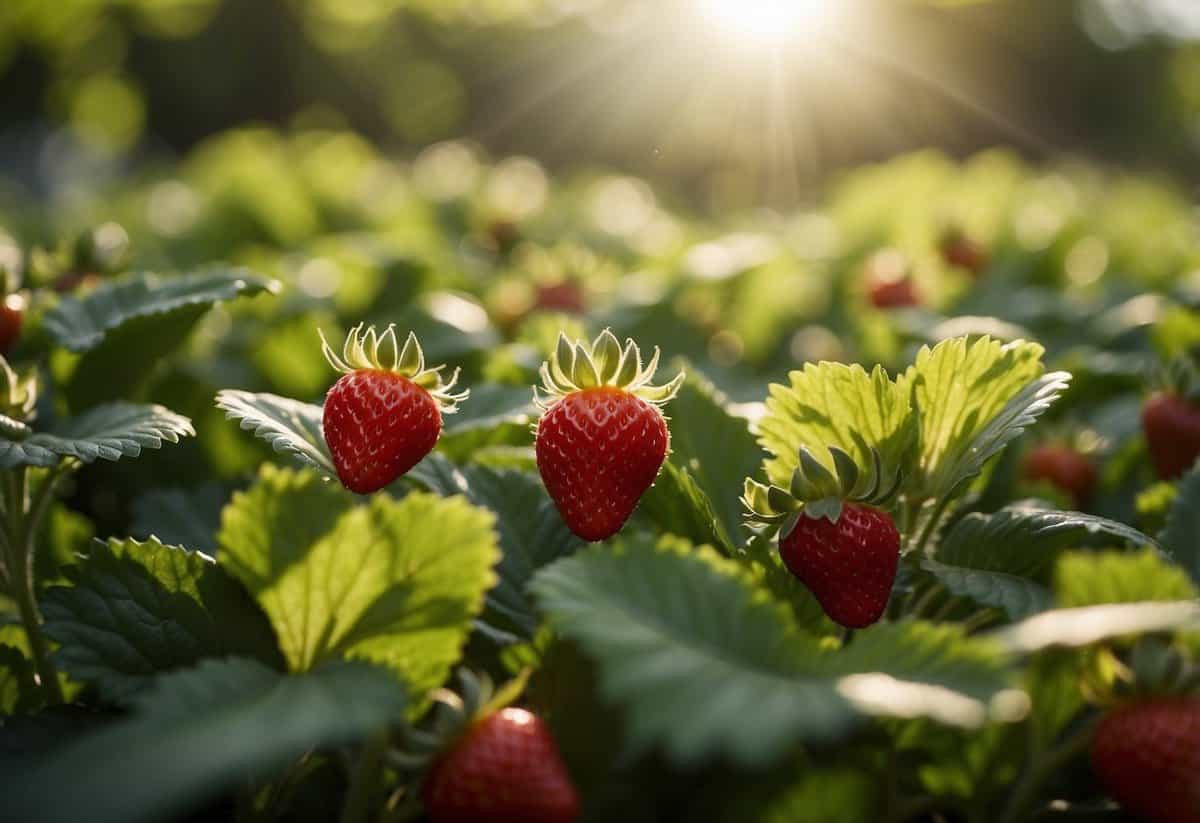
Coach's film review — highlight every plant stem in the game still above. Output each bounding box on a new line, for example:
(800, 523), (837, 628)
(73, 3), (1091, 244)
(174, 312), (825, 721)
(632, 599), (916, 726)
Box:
(4, 466), (62, 703)
(914, 495), (953, 556)
(999, 717), (1098, 823)
(340, 732), (390, 823)
(909, 582), (945, 619)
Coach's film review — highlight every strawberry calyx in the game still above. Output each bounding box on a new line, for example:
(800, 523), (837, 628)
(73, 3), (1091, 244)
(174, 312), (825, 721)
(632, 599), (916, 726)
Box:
(319, 323), (468, 412)
(743, 444), (902, 538)
(1083, 637), (1200, 708)
(534, 328), (684, 409)
(1153, 352), (1200, 403)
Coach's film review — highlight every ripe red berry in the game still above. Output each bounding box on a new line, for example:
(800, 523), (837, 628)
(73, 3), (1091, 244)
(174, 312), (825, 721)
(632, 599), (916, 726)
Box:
(779, 504), (900, 629)
(868, 277), (919, 310)
(1090, 698), (1200, 823)
(535, 331), (683, 542)
(533, 281), (585, 315)
(0, 294), (24, 355)
(320, 324), (466, 494)
(940, 233), (988, 277)
(1142, 391), (1200, 480)
(422, 707), (580, 823)
(1022, 443), (1097, 508)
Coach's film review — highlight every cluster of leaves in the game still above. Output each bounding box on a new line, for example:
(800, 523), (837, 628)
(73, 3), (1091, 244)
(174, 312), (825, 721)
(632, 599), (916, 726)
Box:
(0, 142), (1197, 823)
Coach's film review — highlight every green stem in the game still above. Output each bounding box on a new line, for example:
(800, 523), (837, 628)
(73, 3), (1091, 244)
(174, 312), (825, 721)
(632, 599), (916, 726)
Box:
(914, 495), (953, 556)
(4, 466), (62, 704)
(340, 732), (390, 823)
(909, 582), (945, 620)
(961, 609), (999, 635)
(999, 717), (1098, 823)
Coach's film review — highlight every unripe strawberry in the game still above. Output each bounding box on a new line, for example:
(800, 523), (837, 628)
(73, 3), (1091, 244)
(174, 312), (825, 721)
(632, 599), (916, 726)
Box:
(1022, 443), (1097, 508)
(320, 324), (467, 494)
(534, 330), (683, 542)
(1143, 391), (1200, 481)
(422, 707), (580, 823)
(1090, 697), (1200, 823)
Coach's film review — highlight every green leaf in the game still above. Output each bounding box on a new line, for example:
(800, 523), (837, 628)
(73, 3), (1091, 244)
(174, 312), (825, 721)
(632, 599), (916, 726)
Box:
(218, 466), (499, 703)
(214, 390), (334, 476)
(640, 459), (734, 553)
(44, 268), (277, 352)
(531, 536), (1011, 767)
(0, 645), (34, 713)
(898, 337), (1069, 500)
(1054, 549), (1198, 608)
(992, 601), (1200, 654)
(131, 486), (226, 555)
(41, 537), (282, 702)
(663, 372), (764, 543)
(759, 361), (915, 492)
(408, 458), (580, 637)
(437, 383), (536, 460)
(47, 269), (277, 408)
(757, 766), (880, 823)
(1159, 467), (1200, 585)
(3, 658), (404, 823)
(0, 403), (194, 469)
(922, 506), (1158, 619)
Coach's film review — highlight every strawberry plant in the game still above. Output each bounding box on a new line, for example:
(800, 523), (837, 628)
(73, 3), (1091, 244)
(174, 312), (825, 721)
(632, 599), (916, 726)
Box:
(0, 146), (1197, 823)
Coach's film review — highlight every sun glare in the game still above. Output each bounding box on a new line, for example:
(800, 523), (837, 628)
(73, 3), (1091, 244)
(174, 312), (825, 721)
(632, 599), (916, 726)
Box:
(697, 0), (834, 44)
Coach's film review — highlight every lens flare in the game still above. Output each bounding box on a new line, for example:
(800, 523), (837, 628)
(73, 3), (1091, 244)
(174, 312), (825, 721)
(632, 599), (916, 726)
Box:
(697, 0), (834, 43)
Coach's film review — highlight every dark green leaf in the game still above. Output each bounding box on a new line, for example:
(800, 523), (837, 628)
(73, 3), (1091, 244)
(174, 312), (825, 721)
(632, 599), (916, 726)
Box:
(3, 658), (404, 823)
(0, 403), (194, 469)
(41, 537), (282, 702)
(640, 460), (734, 553)
(214, 390), (334, 476)
(437, 383), (535, 460)
(0, 645), (34, 714)
(131, 486), (227, 555)
(1159, 467), (1200, 584)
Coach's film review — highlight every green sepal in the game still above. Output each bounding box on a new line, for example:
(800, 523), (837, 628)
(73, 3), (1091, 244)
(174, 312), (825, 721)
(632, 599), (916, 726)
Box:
(535, 329), (684, 408)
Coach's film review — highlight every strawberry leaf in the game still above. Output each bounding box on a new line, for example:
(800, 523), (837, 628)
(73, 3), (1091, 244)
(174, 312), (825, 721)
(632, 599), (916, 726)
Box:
(407, 456), (582, 637)
(44, 268), (277, 353)
(214, 389), (334, 476)
(531, 536), (1012, 767)
(921, 506), (1158, 618)
(437, 383), (536, 460)
(217, 465), (499, 707)
(1159, 466), (1200, 584)
(0, 645), (34, 713)
(130, 486), (226, 555)
(1054, 548), (1198, 608)
(40, 537), (282, 703)
(0, 403), (194, 469)
(640, 459), (735, 553)
(758, 361), (916, 495)
(898, 337), (1070, 501)
(2, 658), (404, 823)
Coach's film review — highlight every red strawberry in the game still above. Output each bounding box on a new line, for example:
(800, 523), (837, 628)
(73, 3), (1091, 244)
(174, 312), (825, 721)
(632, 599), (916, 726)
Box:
(1022, 443), (1097, 508)
(1090, 697), (1200, 823)
(320, 324), (466, 494)
(940, 231), (988, 277)
(869, 277), (919, 310)
(1143, 392), (1200, 481)
(779, 504), (901, 629)
(422, 707), (580, 823)
(535, 331), (683, 542)
(533, 281), (585, 315)
(0, 294), (24, 355)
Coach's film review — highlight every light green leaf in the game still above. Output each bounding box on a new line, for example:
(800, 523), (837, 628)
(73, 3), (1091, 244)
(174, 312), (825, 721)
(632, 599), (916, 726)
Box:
(2, 658), (404, 823)
(0, 645), (34, 714)
(0, 403), (194, 469)
(899, 337), (1069, 500)
(44, 268), (277, 352)
(1159, 467), (1200, 585)
(41, 537), (282, 702)
(215, 390), (334, 476)
(1055, 549), (1198, 608)
(757, 766), (880, 823)
(531, 536), (1011, 767)
(218, 466), (499, 702)
(993, 601), (1200, 654)
(408, 456), (582, 637)
(664, 372), (764, 543)
(759, 361), (915, 493)
(922, 506), (1157, 619)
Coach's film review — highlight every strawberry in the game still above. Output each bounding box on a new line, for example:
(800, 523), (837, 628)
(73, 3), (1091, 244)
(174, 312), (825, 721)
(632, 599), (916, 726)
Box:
(1143, 391), (1200, 481)
(779, 503), (900, 629)
(533, 281), (585, 315)
(868, 276), (919, 309)
(0, 294), (23, 355)
(1022, 443), (1097, 508)
(320, 324), (467, 494)
(1090, 697), (1200, 823)
(940, 229), (988, 277)
(422, 707), (580, 823)
(744, 445), (905, 629)
(534, 330), (683, 542)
